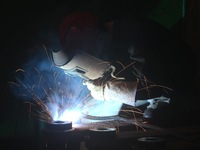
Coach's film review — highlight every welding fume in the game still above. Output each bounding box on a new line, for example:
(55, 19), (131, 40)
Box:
(47, 9), (197, 120)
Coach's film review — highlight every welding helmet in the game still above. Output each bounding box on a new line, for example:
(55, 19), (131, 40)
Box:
(52, 12), (111, 80)
(59, 11), (100, 56)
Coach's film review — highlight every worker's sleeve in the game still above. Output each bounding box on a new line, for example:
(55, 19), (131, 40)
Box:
(84, 80), (138, 106)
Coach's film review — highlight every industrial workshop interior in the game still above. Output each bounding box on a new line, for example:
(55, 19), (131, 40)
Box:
(1, 0), (200, 150)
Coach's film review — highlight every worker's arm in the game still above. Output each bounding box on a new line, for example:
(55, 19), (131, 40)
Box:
(84, 79), (138, 106)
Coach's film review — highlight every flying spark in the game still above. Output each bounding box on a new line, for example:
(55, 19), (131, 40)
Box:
(8, 45), (170, 131)
(8, 45), (127, 127)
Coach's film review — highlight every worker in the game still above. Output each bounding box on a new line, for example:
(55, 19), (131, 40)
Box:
(47, 10), (198, 121)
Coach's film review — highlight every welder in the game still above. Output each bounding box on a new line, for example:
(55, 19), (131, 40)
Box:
(47, 7), (198, 121)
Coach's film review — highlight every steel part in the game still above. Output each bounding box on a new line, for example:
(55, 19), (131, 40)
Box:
(89, 127), (117, 138)
(85, 127), (118, 150)
(43, 121), (77, 150)
(137, 137), (167, 150)
(34, 118), (200, 150)
(44, 120), (73, 131)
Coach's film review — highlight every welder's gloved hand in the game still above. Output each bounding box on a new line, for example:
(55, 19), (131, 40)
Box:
(83, 80), (138, 106)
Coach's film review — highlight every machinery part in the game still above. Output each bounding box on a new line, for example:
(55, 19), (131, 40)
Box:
(44, 120), (73, 131)
(43, 121), (77, 150)
(85, 127), (118, 150)
(89, 127), (117, 138)
(136, 136), (167, 150)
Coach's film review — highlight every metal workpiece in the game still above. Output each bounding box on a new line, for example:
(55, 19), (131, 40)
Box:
(44, 120), (73, 131)
(33, 109), (200, 150)
(43, 121), (78, 150)
(136, 136), (167, 150)
(32, 116), (200, 150)
(88, 127), (117, 138)
(85, 127), (118, 150)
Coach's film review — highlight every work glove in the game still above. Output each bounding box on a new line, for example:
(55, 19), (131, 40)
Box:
(83, 79), (138, 106)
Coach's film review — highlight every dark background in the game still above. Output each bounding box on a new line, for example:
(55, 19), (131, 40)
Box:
(0, 0), (165, 123)
(0, 0), (200, 149)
